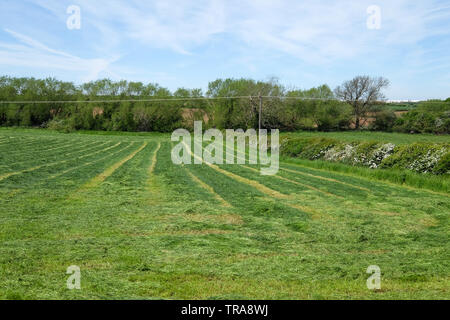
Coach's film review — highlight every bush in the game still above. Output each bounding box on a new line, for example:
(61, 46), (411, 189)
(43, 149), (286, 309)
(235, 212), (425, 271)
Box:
(280, 137), (337, 159)
(46, 118), (74, 133)
(314, 101), (352, 131)
(111, 102), (136, 131)
(381, 143), (449, 174)
(393, 102), (450, 134)
(370, 110), (397, 131)
(433, 152), (450, 174)
(281, 137), (449, 174)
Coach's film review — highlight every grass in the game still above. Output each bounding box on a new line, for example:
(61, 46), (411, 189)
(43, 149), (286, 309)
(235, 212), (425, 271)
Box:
(281, 131), (450, 145)
(282, 157), (450, 194)
(0, 128), (449, 300)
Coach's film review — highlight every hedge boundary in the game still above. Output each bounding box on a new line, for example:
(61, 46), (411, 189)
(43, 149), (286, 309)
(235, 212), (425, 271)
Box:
(281, 137), (450, 175)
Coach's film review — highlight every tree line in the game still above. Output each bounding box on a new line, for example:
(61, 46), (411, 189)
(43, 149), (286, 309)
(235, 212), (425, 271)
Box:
(0, 75), (448, 133)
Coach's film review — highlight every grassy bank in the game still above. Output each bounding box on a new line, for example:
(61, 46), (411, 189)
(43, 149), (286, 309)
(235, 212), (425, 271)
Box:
(282, 157), (449, 194)
(281, 131), (450, 145)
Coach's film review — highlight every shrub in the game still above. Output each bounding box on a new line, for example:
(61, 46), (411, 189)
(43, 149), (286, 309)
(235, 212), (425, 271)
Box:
(370, 110), (397, 131)
(393, 103), (450, 134)
(433, 152), (450, 174)
(281, 137), (449, 174)
(312, 101), (352, 131)
(46, 118), (74, 133)
(381, 143), (449, 173)
(281, 137), (337, 159)
(111, 102), (136, 131)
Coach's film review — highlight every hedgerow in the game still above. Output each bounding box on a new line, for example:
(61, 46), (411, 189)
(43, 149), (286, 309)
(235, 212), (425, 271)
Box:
(281, 137), (450, 175)
(392, 101), (450, 134)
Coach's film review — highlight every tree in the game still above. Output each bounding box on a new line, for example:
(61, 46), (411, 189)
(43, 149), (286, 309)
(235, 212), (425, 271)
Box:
(206, 77), (285, 129)
(287, 84), (334, 99)
(334, 76), (389, 129)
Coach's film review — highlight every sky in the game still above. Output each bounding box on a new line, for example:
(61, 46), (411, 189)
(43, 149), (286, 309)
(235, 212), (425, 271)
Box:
(0, 0), (449, 100)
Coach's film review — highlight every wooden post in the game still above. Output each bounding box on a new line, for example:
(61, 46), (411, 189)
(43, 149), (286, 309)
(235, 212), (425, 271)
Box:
(258, 93), (262, 133)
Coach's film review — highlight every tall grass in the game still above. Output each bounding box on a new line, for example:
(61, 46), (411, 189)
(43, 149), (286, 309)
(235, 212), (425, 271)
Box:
(281, 131), (450, 145)
(282, 156), (449, 194)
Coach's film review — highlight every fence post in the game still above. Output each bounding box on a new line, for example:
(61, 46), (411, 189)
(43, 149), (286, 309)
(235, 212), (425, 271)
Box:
(259, 93), (262, 133)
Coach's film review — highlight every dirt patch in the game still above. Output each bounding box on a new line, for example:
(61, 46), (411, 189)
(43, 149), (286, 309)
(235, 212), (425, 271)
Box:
(182, 108), (209, 123)
(419, 216), (439, 228)
(92, 107), (104, 117)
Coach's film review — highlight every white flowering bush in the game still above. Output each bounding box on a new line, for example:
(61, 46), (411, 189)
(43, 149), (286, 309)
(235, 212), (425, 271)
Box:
(368, 143), (396, 169)
(324, 144), (355, 162)
(281, 137), (449, 175)
(381, 143), (449, 174)
(406, 147), (447, 173)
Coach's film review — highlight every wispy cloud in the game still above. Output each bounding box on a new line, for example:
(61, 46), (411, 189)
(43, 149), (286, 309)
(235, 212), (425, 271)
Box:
(0, 0), (449, 98)
(0, 28), (119, 82)
(51, 0), (449, 65)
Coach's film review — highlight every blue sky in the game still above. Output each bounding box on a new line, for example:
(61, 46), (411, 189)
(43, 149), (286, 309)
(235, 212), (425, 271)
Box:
(0, 0), (449, 100)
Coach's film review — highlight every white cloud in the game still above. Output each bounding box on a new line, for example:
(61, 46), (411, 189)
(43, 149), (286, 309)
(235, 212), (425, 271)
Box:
(48, 0), (447, 63)
(68, 0), (227, 55)
(0, 28), (119, 82)
(0, 0), (449, 98)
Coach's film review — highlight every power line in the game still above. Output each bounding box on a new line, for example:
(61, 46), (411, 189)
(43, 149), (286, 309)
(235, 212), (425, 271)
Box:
(0, 96), (340, 104)
(0, 96), (252, 104)
(0, 96), (446, 104)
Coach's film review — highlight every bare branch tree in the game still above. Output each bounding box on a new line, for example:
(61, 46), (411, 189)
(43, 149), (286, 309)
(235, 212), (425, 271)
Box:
(334, 76), (389, 129)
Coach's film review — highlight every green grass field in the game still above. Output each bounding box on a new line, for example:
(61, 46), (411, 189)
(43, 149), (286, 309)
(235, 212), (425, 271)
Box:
(0, 129), (449, 300)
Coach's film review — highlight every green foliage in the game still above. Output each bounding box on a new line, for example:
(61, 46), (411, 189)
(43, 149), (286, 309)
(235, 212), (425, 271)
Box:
(281, 137), (337, 158)
(111, 102), (136, 131)
(393, 101), (450, 134)
(384, 102), (418, 112)
(286, 84), (334, 99)
(46, 118), (74, 133)
(0, 76), (184, 132)
(281, 137), (449, 175)
(433, 152), (450, 174)
(370, 110), (397, 132)
(380, 143), (449, 174)
(1, 76), (450, 136)
(313, 101), (352, 131)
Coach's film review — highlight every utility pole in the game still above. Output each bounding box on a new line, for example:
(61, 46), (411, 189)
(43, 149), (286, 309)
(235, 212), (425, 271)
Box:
(258, 92), (262, 133)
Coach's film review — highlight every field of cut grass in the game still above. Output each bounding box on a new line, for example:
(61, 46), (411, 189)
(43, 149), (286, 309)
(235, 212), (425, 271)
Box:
(0, 128), (449, 300)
